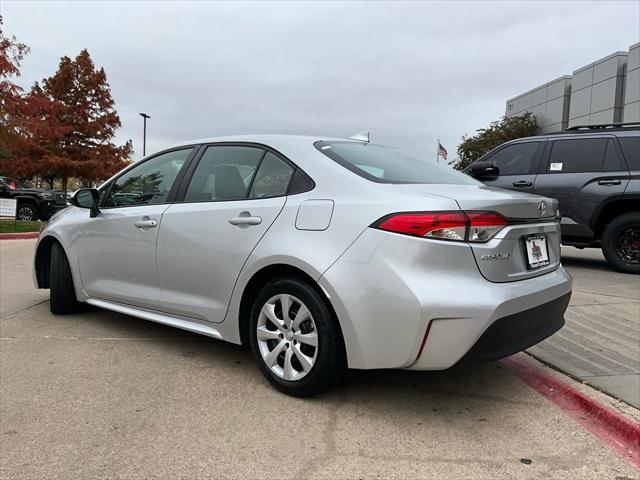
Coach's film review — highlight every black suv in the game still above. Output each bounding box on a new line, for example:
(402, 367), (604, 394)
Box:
(0, 176), (68, 221)
(466, 123), (639, 274)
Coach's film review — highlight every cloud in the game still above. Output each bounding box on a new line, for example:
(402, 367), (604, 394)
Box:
(4, 0), (639, 160)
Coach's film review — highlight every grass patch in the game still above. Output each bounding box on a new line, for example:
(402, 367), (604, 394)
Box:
(0, 220), (43, 233)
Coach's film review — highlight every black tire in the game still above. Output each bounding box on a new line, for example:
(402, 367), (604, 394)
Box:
(601, 212), (640, 274)
(50, 242), (80, 314)
(16, 203), (38, 221)
(249, 277), (345, 397)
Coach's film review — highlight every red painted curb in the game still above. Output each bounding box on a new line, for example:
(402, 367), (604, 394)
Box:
(503, 356), (640, 470)
(0, 232), (39, 240)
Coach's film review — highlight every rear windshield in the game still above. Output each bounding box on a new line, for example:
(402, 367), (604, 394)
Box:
(314, 141), (479, 185)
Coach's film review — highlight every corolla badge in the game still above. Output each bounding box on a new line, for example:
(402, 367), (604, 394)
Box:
(537, 201), (547, 217)
(481, 253), (510, 260)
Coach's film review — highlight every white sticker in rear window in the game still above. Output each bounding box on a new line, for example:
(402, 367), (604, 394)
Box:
(550, 162), (563, 171)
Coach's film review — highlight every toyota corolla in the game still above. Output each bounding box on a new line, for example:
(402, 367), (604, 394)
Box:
(34, 134), (572, 396)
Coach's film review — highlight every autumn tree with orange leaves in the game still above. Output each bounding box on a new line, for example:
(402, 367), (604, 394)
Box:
(36, 50), (132, 192)
(0, 17), (131, 192)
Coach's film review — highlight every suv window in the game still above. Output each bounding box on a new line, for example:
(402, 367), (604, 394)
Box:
(486, 142), (540, 175)
(184, 146), (264, 202)
(104, 148), (192, 207)
(618, 137), (640, 170)
(603, 140), (623, 171)
(546, 138), (607, 173)
(249, 152), (294, 198)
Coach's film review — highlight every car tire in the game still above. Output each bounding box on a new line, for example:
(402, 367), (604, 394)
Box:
(16, 203), (38, 221)
(50, 242), (80, 314)
(249, 277), (345, 397)
(601, 212), (640, 274)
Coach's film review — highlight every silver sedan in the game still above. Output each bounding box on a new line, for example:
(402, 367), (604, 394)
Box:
(34, 135), (572, 396)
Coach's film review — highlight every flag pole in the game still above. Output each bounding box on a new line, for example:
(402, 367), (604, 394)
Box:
(436, 138), (439, 164)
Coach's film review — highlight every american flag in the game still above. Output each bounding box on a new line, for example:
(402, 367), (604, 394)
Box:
(437, 141), (448, 160)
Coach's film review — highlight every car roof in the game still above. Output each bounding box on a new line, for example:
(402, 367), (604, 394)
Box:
(504, 128), (640, 145)
(169, 134), (356, 150)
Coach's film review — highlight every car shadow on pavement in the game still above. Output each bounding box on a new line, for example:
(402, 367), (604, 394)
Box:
(74, 304), (531, 418)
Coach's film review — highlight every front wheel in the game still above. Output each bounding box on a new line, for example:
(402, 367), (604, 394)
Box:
(601, 212), (640, 274)
(249, 278), (345, 397)
(50, 242), (80, 314)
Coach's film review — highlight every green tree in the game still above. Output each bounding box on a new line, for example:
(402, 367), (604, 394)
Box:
(454, 113), (538, 171)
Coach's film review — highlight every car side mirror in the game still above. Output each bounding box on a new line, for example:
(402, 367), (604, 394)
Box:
(70, 188), (100, 218)
(470, 161), (500, 179)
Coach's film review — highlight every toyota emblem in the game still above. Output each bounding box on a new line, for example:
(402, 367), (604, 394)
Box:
(537, 201), (547, 217)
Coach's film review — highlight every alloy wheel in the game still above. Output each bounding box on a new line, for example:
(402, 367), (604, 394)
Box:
(256, 294), (318, 381)
(17, 206), (35, 221)
(615, 225), (640, 264)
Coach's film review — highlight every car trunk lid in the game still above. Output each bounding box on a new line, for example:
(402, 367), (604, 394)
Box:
(388, 184), (562, 282)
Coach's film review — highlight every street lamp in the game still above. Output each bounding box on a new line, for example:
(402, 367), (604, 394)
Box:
(139, 113), (151, 157)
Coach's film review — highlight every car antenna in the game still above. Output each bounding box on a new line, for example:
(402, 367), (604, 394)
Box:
(349, 131), (371, 143)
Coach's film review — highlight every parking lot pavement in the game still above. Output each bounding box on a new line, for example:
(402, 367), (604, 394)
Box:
(528, 247), (640, 408)
(1, 239), (639, 479)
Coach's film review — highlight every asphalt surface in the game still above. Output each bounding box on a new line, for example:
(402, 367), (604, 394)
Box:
(1, 239), (639, 479)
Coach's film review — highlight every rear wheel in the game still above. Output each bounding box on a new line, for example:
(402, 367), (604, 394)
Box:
(50, 242), (80, 314)
(17, 203), (38, 221)
(249, 278), (345, 396)
(601, 212), (640, 274)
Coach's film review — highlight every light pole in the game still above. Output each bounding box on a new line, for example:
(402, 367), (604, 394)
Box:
(139, 113), (150, 156)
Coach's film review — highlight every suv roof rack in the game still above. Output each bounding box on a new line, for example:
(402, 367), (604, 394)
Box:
(540, 122), (640, 136)
(565, 122), (640, 131)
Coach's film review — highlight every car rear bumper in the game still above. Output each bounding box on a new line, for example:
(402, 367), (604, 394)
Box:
(319, 228), (572, 370)
(453, 292), (570, 365)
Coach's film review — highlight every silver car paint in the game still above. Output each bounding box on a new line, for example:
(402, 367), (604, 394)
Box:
(34, 135), (572, 370)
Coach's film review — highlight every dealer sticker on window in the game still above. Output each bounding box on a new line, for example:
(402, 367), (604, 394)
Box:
(550, 162), (563, 171)
(525, 235), (550, 269)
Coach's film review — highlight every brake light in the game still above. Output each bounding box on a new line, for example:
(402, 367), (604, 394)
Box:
(466, 211), (508, 242)
(373, 211), (508, 243)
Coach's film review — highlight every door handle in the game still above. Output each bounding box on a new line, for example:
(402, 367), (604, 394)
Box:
(598, 179), (621, 186)
(512, 180), (533, 187)
(229, 214), (262, 226)
(134, 220), (158, 229)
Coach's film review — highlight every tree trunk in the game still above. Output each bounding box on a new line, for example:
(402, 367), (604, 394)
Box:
(61, 176), (68, 195)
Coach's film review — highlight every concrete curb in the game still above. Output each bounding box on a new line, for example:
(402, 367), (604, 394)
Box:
(0, 232), (39, 240)
(503, 356), (640, 470)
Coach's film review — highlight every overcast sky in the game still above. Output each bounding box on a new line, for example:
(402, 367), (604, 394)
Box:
(2, 1), (639, 161)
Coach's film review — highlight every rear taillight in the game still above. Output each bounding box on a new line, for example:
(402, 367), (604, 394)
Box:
(373, 211), (508, 243)
(466, 211), (508, 242)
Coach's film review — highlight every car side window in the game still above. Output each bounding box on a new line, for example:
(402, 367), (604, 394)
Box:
(249, 152), (294, 198)
(546, 138), (607, 173)
(618, 137), (640, 171)
(603, 140), (623, 171)
(184, 146), (264, 202)
(104, 148), (192, 208)
(486, 142), (539, 175)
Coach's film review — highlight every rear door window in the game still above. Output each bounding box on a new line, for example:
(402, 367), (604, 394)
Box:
(546, 138), (607, 173)
(618, 137), (640, 170)
(603, 140), (623, 171)
(184, 146), (264, 202)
